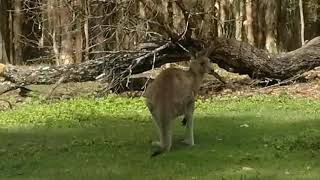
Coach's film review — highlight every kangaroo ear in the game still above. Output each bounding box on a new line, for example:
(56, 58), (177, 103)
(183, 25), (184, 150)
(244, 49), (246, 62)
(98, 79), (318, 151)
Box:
(195, 44), (215, 58)
(204, 43), (215, 57)
(195, 51), (201, 58)
(190, 51), (202, 60)
(189, 52), (196, 61)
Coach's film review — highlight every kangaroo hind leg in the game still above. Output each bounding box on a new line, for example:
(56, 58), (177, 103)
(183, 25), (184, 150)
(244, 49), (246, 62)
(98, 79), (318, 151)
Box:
(182, 100), (195, 146)
(151, 119), (172, 157)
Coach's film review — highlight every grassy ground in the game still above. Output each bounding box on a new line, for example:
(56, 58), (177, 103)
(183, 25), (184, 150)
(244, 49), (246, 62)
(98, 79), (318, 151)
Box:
(1, 94), (320, 179)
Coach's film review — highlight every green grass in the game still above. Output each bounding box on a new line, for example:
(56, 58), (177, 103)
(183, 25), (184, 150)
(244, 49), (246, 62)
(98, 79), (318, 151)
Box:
(1, 94), (320, 179)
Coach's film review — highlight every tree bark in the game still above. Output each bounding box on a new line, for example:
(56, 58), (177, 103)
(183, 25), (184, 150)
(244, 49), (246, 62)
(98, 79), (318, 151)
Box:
(13, 0), (24, 65)
(209, 36), (320, 80)
(299, 0), (305, 46)
(0, 0), (9, 64)
(244, 0), (254, 45)
(218, 0), (227, 37)
(256, 0), (266, 49)
(83, 0), (89, 61)
(0, 36), (320, 86)
(265, 0), (278, 53)
(0, 30), (8, 64)
(0, 42), (191, 86)
(59, 0), (74, 65)
(234, 0), (244, 41)
(47, 0), (60, 63)
(74, 0), (83, 64)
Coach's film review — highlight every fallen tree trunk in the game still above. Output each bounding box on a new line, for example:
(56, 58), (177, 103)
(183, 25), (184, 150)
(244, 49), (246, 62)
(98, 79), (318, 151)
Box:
(0, 36), (319, 90)
(209, 36), (320, 80)
(0, 41), (193, 90)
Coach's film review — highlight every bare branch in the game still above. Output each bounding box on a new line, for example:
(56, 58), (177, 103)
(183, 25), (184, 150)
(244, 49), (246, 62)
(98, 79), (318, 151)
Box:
(0, 99), (12, 110)
(45, 76), (67, 99)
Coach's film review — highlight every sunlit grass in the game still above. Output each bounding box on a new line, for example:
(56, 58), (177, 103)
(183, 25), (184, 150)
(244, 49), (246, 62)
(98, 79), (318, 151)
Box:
(0, 94), (320, 179)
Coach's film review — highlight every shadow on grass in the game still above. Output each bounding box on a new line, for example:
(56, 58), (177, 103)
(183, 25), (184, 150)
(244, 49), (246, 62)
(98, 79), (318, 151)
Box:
(1, 114), (320, 179)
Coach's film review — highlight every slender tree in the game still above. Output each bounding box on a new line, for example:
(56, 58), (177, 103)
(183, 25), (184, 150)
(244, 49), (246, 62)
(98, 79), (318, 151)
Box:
(12, 0), (23, 64)
(244, 0), (254, 45)
(299, 0), (305, 46)
(265, 0), (279, 53)
(0, 0), (9, 63)
(234, 0), (245, 41)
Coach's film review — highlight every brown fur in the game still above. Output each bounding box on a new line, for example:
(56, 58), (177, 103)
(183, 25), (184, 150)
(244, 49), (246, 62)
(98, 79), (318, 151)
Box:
(144, 55), (212, 157)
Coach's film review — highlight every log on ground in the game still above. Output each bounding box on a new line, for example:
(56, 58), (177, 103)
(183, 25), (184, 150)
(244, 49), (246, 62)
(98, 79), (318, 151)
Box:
(0, 36), (319, 88)
(209, 36), (320, 80)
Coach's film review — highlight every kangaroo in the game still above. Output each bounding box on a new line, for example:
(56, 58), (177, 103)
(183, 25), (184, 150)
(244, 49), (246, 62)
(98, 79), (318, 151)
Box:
(144, 53), (212, 157)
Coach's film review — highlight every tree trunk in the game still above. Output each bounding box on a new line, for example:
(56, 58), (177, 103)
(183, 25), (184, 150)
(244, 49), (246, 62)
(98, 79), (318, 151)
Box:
(256, 0), (266, 49)
(209, 36), (320, 80)
(74, 0), (83, 64)
(201, 0), (215, 39)
(47, 0), (60, 63)
(219, 0), (227, 37)
(299, 0), (305, 46)
(172, 1), (185, 34)
(0, 42), (189, 85)
(278, 0), (300, 51)
(1, 36), (320, 87)
(59, 0), (74, 65)
(0, 0), (9, 63)
(303, 0), (320, 42)
(84, 0), (89, 61)
(13, 0), (24, 65)
(244, 0), (254, 45)
(0, 30), (8, 64)
(234, 0), (244, 41)
(265, 0), (278, 53)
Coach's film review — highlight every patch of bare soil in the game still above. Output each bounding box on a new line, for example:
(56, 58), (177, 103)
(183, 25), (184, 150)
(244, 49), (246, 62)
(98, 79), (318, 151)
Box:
(0, 81), (102, 110)
(203, 79), (320, 99)
(213, 69), (320, 99)
(255, 80), (320, 99)
(195, 66), (320, 99)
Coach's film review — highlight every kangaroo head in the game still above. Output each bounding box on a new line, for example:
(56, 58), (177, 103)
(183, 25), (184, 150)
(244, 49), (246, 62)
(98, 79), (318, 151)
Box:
(189, 55), (212, 75)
